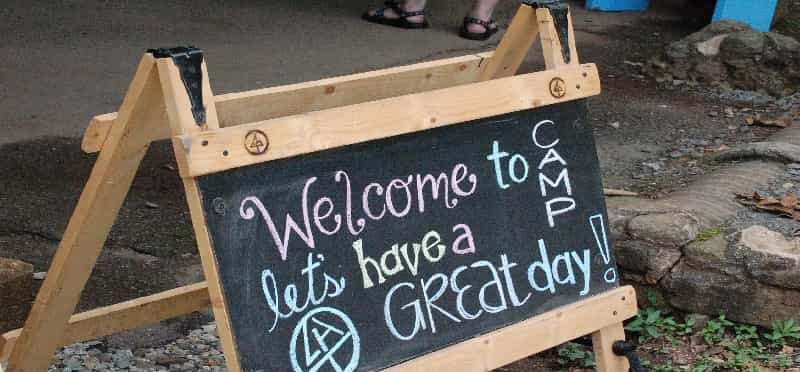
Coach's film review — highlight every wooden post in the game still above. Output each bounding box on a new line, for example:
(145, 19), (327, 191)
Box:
(156, 55), (242, 371)
(536, 5), (580, 69)
(6, 55), (168, 372)
(593, 323), (631, 372)
(479, 4), (540, 80)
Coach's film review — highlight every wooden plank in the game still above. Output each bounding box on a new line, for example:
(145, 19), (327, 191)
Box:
(537, 8), (567, 69)
(592, 322), (631, 372)
(81, 53), (493, 154)
(80, 113), (116, 153)
(177, 63), (601, 177)
(158, 57), (242, 372)
(479, 4), (539, 80)
(566, 7), (580, 65)
(6, 55), (169, 372)
(0, 283), (210, 363)
(215, 52), (493, 128)
(385, 286), (637, 371)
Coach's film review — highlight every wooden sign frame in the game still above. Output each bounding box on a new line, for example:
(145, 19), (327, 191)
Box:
(1, 3), (637, 371)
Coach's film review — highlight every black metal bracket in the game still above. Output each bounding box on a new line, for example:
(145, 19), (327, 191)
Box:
(146, 46), (206, 126)
(612, 341), (647, 372)
(522, 0), (572, 64)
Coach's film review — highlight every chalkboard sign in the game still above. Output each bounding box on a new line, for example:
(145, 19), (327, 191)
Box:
(197, 100), (618, 371)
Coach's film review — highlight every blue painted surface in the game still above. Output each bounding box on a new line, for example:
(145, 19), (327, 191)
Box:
(712, 0), (778, 31)
(585, 0), (649, 11)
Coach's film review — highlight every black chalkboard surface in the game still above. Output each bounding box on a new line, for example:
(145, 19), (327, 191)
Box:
(197, 100), (618, 372)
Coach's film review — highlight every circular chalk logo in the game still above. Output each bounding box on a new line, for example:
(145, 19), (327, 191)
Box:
(244, 130), (269, 155)
(289, 307), (360, 372)
(549, 77), (566, 99)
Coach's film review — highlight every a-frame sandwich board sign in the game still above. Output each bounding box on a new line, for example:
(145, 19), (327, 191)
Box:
(1, 2), (637, 371)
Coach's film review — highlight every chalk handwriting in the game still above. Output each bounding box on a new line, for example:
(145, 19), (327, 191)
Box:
(240, 165), (478, 261)
(261, 253), (346, 332)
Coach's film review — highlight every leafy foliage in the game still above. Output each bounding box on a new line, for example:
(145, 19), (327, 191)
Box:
(764, 319), (800, 346)
(555, 342), (595, 368)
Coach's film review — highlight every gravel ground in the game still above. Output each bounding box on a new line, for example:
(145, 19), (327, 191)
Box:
(49, 324), (225, 372)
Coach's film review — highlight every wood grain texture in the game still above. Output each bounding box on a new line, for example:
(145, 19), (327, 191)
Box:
(215, 52), (493, 128)
(177, 64), (600, 177)
(80, 113), (116, 153)
(0, 283), (210, 363)
(593, 323), (631, 372)
(157, 58), (242, 372)
(537, 8), (568, 69)
(479, 4), (539, 80)
(6, 55), (169, 372)
(81, 53), (493, 154)
(386, 286), (637, 371)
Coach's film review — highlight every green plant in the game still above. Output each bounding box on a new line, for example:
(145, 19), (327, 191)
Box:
(646, 288), (660, 307)
(555, 342), (595, 368)
(676, 316), (695, 336)
(652, 360), (680, 372)
(694, 228), (720, 242)
(774, 353), (792, 369)
(701, 314), (734, 344)
(764, 319), (800, 346)
(691, 353), (719, 372)
(626, 308), (665, 341)
(733, 324), (758, 343)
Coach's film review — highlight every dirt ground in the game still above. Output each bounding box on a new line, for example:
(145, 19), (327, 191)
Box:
(0, 0), (795, 369)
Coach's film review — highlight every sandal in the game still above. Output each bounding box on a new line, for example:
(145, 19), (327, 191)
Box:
(362, 1), (429, 29)
(459, 16), (498, 41)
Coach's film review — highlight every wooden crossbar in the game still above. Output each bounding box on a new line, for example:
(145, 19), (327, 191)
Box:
(0, 282), (209, 362)
(81, 52), (494, 154)
(387, 286), (636, 371)
(176, 63), (600, 177)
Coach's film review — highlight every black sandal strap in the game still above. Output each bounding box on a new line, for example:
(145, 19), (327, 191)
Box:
(382, 0), (426, 18)
(464, 16), (497, 29)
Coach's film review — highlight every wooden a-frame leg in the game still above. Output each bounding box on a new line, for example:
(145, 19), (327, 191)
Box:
(537, 6), (580, 70)
(157, 56), (242, 372)
(479, 4), (540, 80)
(592, 322), (630, 372)
(481, 3), (581, 79)
(7, 55), (168, 372)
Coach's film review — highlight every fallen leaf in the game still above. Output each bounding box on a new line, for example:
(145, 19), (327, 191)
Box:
(781, 194), (799, 209)
(753, 116), (790, 127)
(736, 192), (800, 221)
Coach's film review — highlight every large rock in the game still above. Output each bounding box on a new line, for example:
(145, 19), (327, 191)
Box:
(662, 260), (800, 327)
(616, 240), (682, 284)
(0, 257), (35, 332)
(736, 225), (800, 289)
(719, 30), (765, 60)
(683, 234), (744, 276)
(650, 20), (800, 96)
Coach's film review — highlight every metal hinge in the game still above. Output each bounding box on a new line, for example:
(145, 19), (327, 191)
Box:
(147, 46), (206, 126)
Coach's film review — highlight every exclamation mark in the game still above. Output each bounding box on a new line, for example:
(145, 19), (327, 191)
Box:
(589, 214), (617, 283)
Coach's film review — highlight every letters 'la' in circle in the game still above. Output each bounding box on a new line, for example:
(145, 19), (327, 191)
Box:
(289, 307), (360, 372)
(244, 130), (269, 155)
(549, 77), (566, 99)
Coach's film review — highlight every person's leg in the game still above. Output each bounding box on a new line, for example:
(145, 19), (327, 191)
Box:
(465, 0), (500, 33)
(364, 0), (427, 25)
